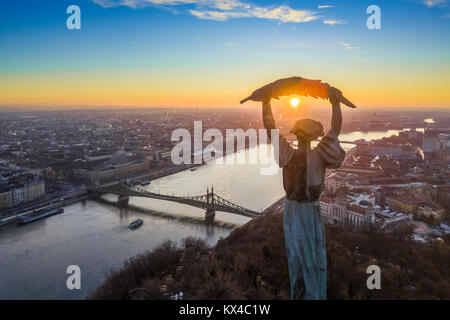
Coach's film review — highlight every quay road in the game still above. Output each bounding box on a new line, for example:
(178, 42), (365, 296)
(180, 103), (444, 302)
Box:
(0, 193), (91, 226)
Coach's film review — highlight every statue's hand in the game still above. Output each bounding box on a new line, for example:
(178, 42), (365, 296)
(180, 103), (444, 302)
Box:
(328, 85), (342, 105)
(240, 81), (278, 104)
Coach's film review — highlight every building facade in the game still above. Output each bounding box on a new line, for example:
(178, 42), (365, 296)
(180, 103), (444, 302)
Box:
(0, 174), (45, 209)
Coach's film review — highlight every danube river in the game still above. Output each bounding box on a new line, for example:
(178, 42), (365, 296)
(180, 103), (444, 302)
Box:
(0, 129), (419, 299)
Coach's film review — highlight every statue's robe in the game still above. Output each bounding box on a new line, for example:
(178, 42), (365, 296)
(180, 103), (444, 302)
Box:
(273, 131), (345, 300)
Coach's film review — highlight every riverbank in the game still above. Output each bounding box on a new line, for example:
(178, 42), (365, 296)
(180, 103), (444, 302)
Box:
(0, 193), (92, 226)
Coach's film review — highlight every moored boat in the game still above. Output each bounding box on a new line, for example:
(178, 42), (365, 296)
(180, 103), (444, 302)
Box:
(17, 208), (64, 226)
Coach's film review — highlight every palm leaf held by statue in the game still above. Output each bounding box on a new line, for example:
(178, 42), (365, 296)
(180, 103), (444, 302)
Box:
(240, 76), (357, 109)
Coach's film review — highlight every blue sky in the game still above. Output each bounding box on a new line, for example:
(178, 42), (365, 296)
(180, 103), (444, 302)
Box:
(0, 0), (449, 108)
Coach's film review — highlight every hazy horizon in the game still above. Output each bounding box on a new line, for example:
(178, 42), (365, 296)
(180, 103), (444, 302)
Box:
(0, 104), (449, 113)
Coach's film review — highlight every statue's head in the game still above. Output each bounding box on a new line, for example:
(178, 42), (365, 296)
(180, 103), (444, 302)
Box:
(290, 119), (324, 143)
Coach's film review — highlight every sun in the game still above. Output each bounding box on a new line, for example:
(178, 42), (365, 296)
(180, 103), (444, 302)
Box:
(290, 97), (300, 108)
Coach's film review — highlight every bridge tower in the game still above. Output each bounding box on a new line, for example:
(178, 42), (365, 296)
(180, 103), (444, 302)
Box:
(118, 194), (129, 206)
(205, 186), (215, 224)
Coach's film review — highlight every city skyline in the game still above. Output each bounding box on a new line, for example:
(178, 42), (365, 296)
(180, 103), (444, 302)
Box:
(0, 0), (449, 109)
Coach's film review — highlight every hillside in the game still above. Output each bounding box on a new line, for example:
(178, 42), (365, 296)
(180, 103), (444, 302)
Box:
(89, 198), (450, 300)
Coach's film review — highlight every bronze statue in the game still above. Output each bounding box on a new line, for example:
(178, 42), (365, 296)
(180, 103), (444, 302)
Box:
(241, 76), (356, 300)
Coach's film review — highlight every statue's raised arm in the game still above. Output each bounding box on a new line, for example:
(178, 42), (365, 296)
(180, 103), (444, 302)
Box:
(328, 86), (343, 137)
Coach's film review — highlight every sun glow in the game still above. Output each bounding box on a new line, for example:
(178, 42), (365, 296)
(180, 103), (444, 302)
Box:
(290, 97), (300, 108)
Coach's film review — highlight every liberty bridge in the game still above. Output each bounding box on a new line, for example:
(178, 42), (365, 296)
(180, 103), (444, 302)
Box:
(91, 182), (260, 223)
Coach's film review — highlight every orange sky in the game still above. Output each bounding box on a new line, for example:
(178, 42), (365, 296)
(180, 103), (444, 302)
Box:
(1, 66), (449, 110)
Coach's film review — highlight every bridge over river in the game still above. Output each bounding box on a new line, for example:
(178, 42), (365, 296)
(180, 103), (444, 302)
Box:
(92, 182), (260, 223)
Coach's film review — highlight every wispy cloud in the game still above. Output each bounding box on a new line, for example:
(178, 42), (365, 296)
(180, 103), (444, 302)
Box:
(246, 6), (319, 23)
(318, 5), (335, 9)
(213, 0), (250, 10)
(442, 13), (450, 17)
(92, 0), (320, 23)
(338, 41), (359, 51)
(93, 0), (197, 9)
(92, 0), (251, 10)
(423, 0), (447, 7)
(189, 9), (249, 21)
(323, 19), (345, 25)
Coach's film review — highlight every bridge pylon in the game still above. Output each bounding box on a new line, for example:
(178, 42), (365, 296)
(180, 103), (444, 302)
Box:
(204, 185), (215, 224)
(118, 194), (129, 206)
(205, 208), (215, 224)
